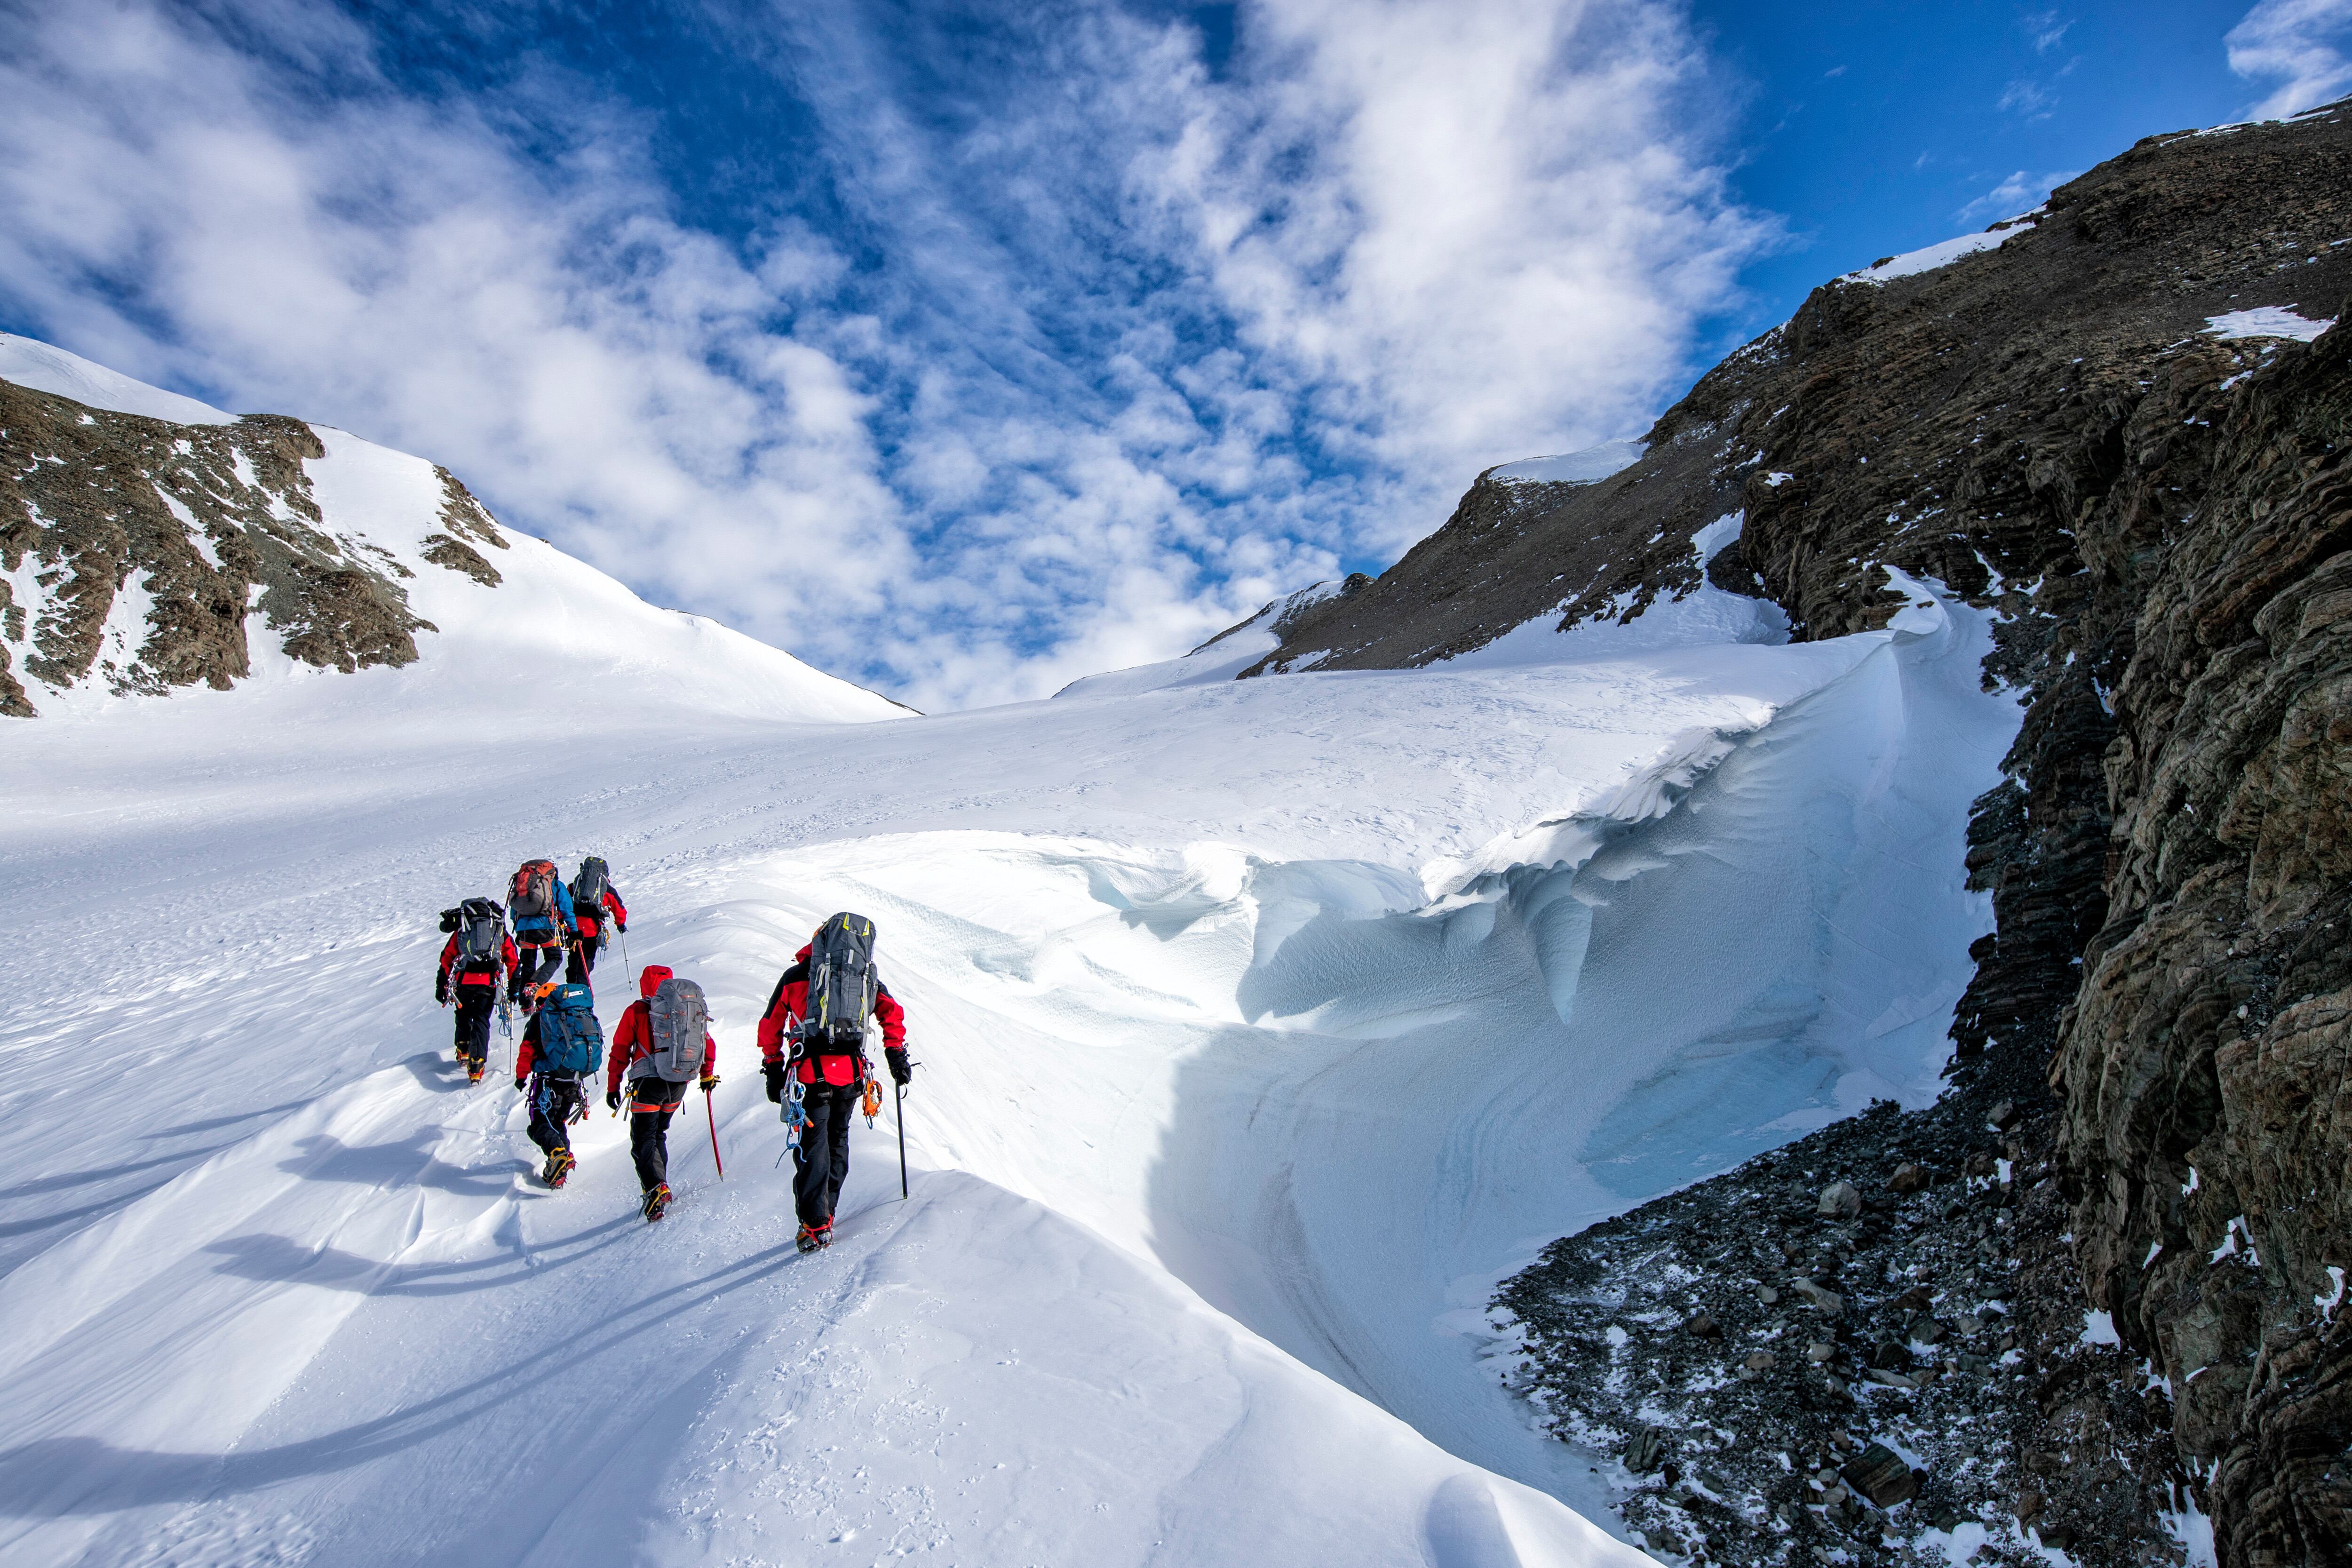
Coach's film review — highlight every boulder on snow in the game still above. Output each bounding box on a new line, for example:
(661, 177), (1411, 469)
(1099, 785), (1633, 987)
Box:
(1789, 1278), (1845, 1317)
(1817, 1181), (1863, 1218)
(1889, 1162), (1931, 1193)
(1625, 1425), (1669, 1474)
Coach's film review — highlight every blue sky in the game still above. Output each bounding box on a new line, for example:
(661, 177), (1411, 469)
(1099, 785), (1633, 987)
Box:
(1, 1), (2345, 708)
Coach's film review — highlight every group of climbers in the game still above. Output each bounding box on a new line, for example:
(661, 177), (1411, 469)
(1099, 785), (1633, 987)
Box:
(434, 861), (913, 1244)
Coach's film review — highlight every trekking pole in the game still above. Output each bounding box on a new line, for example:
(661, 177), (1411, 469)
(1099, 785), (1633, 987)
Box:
(705, 1084), (725, 1179)
(894, 1075), (909, 1200)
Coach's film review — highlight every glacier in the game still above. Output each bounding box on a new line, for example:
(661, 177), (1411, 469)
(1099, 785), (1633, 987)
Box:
(0, 347), (2021, 1567)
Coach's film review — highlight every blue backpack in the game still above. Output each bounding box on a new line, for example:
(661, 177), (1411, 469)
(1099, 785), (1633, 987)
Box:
(535, 984), (604, 1076)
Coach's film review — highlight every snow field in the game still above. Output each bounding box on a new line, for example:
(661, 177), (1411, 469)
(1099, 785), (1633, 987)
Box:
(0, 368), (2024, 1568)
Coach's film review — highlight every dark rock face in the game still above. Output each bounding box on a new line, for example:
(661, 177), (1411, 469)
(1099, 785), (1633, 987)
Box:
(1249, 108), (2352, 681)
(0, 378), (508, 715)
(1400, 105), (2352, 1568)
(2051, 279), (2352, 1566)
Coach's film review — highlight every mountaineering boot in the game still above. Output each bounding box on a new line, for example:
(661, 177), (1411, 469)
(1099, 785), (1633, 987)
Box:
(467, 1059), (485, 1084)
(795, 1219), (832, 1254)
(642, 1183), (671, 1223)
(543, 1148), (575, 1188)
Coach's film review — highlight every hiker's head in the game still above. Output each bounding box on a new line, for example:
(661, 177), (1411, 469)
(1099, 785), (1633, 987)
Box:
(639, 963), (673, 998)
(531, 981), (559, 1005)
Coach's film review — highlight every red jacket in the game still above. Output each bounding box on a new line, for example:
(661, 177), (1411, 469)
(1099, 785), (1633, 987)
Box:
(575, 885), (628, 940)
(757, 944), (907, 1085)
(438, 931), (518, 992)
(605, 964), (716, 1097)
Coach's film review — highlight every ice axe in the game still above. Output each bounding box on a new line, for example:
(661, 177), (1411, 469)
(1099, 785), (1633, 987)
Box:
(894, 1073), (909, 1200)
(706, 1079), (725, 1180)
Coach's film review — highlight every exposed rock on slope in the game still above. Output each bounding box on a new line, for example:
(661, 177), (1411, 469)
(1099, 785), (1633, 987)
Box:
(1329, 104), (2352, 1568)
(2053, 275), (2352, 1565)
(0, 374), (513, 716)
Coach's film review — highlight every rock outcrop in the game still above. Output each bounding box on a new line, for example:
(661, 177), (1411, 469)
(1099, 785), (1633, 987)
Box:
(0, 378), (509, 716)
(1263, 102), (2352, 1567)
(1248, 108), (2352, 683)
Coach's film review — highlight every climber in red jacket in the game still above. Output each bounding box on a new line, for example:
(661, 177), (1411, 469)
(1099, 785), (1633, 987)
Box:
(606, 963), (717, 1222)
(756, 920), (909, 1250)
(435, 910), (518, 1084)
(565, 857), (628, 985)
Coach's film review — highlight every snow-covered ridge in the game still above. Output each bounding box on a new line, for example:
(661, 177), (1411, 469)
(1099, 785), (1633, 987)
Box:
(1487, 438), (1645, 486)
(1053, 578), (1349, 698)
(0, 332), (238, 424)
(1841, 212), (2040, 286)
(1, 334), (899, 726)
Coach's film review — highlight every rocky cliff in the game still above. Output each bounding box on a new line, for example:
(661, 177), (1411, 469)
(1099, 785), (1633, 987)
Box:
(1245, 103), (2352, 1567)
(0, 374), (509, 717)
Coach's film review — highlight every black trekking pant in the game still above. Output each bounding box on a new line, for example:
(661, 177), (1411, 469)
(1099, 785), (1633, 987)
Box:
(626, 1074), (686, 1192)
(515, 941), (564, 995)
(452, 988), (495, 1067)
(564, 930), (601, 985)
(526, 1074), (584, 1157)
(793, 1082), (860, 1230)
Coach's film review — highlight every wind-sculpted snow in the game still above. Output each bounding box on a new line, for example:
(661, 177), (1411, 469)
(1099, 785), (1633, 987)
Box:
(0, 557), (2015, 1563)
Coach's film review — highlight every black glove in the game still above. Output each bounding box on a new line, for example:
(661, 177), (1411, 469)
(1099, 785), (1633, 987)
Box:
(435, 981), (450, 1006)
(700, 1072), (721, 1092)
(513, 1077), (527, 1093)
(763, 1062), (786, 1103)
(606, 1089), (621, 1113)
(616, 919), (628, 934)
(885, 1048), (912, 1086)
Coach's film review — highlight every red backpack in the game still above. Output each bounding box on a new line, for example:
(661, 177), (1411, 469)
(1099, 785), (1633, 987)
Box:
(509, 859), (558, 921)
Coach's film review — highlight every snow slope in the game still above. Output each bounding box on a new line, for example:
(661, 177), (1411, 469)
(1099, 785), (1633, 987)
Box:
(1052, 580), (1343, 699)
(0, 360), (2023, 1568)
(1488, 439), (1645, 486)
(1840, 215), (2038, 285)
(3, 334), (900, 727)
(0, 333), (238, 425)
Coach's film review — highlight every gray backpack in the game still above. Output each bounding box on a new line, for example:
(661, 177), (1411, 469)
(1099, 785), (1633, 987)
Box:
(803, 913), (877, 1053)
(642, 977), (710, 1083)
(457, 899), (506, 963)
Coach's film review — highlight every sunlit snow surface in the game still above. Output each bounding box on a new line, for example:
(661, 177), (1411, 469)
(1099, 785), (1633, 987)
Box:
(1840, 215), (2038, 285)
(1486, 439), (1645, 486)
(0, 332), (239, 425)
(0, 390), (2021, 1564)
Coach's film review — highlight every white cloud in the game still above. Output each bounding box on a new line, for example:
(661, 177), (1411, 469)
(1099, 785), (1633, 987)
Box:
(1995, 77), (2057, 117)
(2023, 10), (2074, 53)
(1955, 167), (2080, 226)
(0, 0), (1769, 709)
(2228, 0), (2352, 118)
